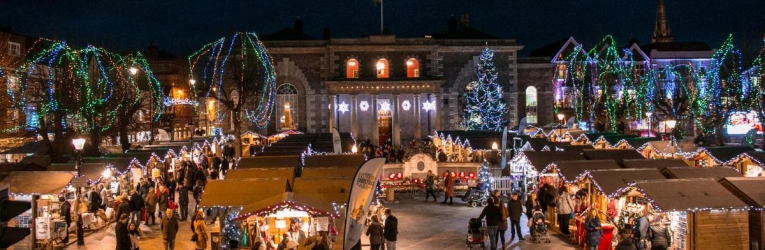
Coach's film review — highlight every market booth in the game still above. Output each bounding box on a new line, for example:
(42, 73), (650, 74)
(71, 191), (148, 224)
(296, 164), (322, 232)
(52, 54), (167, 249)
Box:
(0, 171), (75, 248)
(615, 179), (750, 250)
(724, 151), (765, 177)
(507, 151), (586, 192)
(718, 177), (765, 250)
(688, 146), (754, 168)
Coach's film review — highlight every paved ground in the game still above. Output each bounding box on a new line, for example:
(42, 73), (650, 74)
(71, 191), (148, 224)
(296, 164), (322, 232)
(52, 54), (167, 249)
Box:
(65, 192), (579, 250)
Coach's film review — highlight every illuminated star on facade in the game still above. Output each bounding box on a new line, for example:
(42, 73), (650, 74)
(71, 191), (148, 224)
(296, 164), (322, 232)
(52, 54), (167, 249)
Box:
(379, 101), (391, 112)
(422, 100), (436, 111)
(359, 101), (370, 111)
(338, 101), (349, 113)
(401, 100), (411, 111)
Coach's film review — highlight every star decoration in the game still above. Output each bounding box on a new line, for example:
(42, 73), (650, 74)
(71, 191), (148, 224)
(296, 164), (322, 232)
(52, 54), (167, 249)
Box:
(423, 100), (436, 111)
(379, 101), (391, 112)
(338, 101), (349, 113)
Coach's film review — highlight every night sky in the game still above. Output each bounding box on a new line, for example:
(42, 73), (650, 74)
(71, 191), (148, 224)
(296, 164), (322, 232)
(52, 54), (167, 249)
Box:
(1, 0), (764, 58)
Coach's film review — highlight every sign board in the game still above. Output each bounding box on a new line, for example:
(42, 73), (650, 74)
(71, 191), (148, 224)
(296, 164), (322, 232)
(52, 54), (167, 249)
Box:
(71, 176), (89, 188)
(316, 217), (329, 231)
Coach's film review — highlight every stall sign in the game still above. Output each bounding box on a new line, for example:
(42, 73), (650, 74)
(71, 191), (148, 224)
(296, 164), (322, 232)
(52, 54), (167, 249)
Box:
(316, 217), (329, 231)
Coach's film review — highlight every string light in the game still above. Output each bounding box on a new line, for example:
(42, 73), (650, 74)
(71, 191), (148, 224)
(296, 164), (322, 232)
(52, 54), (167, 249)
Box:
(462, 45), (508, 131)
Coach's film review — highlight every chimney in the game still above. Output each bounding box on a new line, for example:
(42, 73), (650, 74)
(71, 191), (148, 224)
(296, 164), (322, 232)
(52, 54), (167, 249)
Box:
(323, 28), (331, 40)
(459, 14), (470, 28)
(447, 15), (458, 33)
(147, 43), (158, 58)
(294, 16), (304, 33)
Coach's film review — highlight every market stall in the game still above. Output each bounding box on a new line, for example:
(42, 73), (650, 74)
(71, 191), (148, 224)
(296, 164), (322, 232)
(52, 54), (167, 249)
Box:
(687, 146), (754, 167)
(0, 171), (75, 248)
(718, 177), (765, 250)
(724, 151), (765, 177)
(614, 178), (750, 250)
(507, 151), (585, 192)
(619, 159), (691, 169)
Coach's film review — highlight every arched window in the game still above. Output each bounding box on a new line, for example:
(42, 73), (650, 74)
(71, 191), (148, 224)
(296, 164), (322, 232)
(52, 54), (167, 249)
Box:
(376, 59), (389, 78)
(276, 84), (299, 130)
(406, 58), (420, 78)
(525, 86), (538, 124)
(346, 59), (359, 79)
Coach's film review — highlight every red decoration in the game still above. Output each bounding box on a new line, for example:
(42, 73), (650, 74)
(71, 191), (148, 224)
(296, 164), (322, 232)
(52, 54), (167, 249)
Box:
(451, 172), (457, 178)
(468, 172), (476, 179)
(413, 178), (421, 184)
(443, 172), (448, 178)
(396, 173), (403, 180)
(388, 173), (395, 180)
(459, 172), (465, 178)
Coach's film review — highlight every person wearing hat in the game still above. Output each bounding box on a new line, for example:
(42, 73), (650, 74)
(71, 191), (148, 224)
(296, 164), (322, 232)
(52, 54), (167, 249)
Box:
(116, 213), (132, 250)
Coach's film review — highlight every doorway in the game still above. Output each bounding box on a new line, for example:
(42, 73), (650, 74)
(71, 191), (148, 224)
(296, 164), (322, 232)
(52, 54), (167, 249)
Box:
(378, 99), (392, 145)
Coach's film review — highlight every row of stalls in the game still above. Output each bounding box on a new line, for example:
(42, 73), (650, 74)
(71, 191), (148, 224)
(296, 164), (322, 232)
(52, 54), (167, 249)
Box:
(199, 154), (365, 250)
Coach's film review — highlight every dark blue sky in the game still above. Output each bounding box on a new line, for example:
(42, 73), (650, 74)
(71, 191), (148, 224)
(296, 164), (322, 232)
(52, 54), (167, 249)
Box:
(1, 0), (763, 57)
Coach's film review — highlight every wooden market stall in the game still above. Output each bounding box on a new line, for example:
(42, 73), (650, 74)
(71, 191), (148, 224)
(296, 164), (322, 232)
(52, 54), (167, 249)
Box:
(688, 146), (754, 168)
(241, 131), (267, 156)
(718, 177), (765, 250)
(615, 179), (750, 250)
(661, 166), (742, 180)
(724, 151), (765, 177)
(237, 155), (301, 169)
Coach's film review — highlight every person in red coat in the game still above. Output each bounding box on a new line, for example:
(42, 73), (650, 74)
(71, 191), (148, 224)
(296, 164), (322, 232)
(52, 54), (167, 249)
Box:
(442, 170), (455, 205)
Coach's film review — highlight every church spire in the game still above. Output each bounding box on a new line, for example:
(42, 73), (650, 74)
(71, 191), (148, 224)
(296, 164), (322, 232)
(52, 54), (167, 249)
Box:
(652, 0), (673, 43)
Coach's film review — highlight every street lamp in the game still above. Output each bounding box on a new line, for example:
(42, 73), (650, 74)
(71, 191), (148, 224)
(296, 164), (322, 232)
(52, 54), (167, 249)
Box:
(645, 112), (653, 138)
(129, 67), (138, 75)
(491, 142), (498, 151)
(352, 144), (358, 154)
(666, 119), (677, 139)
(71, 138), (86, 245)
(557, 113), (565, 140)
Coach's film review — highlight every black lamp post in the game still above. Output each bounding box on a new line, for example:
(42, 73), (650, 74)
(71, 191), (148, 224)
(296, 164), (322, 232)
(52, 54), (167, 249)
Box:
(72, 138), (86, 245)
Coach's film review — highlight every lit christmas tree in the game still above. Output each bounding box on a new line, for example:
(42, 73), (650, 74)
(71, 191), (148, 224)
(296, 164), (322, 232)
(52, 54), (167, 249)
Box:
(462, 45), (508, 131)
(478, 160), (493, 190)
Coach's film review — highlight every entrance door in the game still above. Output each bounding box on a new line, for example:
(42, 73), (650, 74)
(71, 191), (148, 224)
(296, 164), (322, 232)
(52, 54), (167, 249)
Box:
(378, 99), (392, 145)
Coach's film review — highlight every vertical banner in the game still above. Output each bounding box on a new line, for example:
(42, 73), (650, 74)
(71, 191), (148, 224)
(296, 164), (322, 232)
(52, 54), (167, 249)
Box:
(343, 158), (386, 250)
(332, 127), (342, 154)
(500, 126), (508, 170)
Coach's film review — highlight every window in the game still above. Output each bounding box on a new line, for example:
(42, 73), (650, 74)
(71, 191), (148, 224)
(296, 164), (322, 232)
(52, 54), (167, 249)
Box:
(376, 59), (389, 78)
(7, 42), (20, 57)
(276, 84), (299, 130)
(406, 58), (419, 78)
(346, 59), (359, 79)
(525, 86), (538, 125)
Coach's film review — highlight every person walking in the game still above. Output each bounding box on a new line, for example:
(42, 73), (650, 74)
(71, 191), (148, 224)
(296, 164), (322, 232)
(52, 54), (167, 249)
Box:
(365, 215), (384, 250)
(128, 222), (143, 250)
(117, 194), (131, 222)
(423, 170), (437, 202)
(477, 197), (503, 250)
(585, 210), (603, 250)
(116, 214), (131, 250)
(157, 186), (169, 220)
(129, 190), (145, 225)
(193, 211), (208, 250)
(635, 209), (651, 250)
(59, 196), (72, 243)
(507, 192), (524, 241)
(556, 184), (575, 236)
(441, 170), (454, 205)
(178, 186), (189, 221)
(647, 214), (672, 250)
(384, 208), (398, 250)
(160, 209), (179, 250)
(495, 192), (509, 249)
(144, 188), (158, 226)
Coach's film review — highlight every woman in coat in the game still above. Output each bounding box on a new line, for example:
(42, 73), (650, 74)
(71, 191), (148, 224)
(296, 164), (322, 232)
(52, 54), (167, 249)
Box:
(442, 170), (455, 205)
(193, 211), (208, 250)
(524, 192), (539, 220)
(157, 186), (169, 219)
(647, 214), (672, 250)
(556, 185), (575, 236)
(585, 210), (603, 250)
(493, 190), (509, 249)
(365, 215), (384, 250)
(144, 188), (158, 225)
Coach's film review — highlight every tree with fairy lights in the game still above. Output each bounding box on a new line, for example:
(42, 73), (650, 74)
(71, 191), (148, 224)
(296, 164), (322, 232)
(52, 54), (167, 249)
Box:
(462, 45), (507, 131)
(478, 160), (493, 190)
(189, 32), (276, 157)
(114, 53), (163, 152)
(651, 65), (702, 138)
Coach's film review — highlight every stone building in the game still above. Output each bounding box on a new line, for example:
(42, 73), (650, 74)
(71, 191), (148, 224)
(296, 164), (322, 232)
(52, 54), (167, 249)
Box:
(253, 16), (525, 146)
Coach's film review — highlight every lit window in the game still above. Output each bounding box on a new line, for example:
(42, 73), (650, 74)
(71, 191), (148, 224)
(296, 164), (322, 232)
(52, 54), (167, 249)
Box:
(376, 59), (388, 78)
(406, 58), (419, 78)
(7, 42), (20, 57)
(525, 86), (538, 125)
(346, 59), (359, 79)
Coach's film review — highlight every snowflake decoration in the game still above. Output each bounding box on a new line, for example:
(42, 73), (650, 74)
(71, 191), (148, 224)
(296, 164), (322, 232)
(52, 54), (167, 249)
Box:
(422, 100), (436, 111)
(359, 101), (370, 111)
(338, 101), (349, 113)
(401, 100), (411, 111)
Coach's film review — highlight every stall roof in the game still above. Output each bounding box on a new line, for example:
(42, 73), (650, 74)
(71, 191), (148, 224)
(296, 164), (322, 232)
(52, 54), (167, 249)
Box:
(239, 192), (338, 219)
(719, 177), (765, 207)
(47, 163), (112, 181)
(726, 151), (765, 167)
(224, 168), (294, 180)
(555, 144), (594, 152)
(546, 160), (620, 182)
(620, 159), (690, 169)
(701, 146), (755, 163)
(631, 178), (748, 212)
(587, 168), (667, 197)
(199, 179), (289, 207)
(520, 151), (586, 171)
(292, 178), (353, 204)
(0, 171), (74, 195)
(661, 167), (742, 180)
(300, 167), (358, 179)
(238, 155), (301, 169)
(303, 155), (365, 168)
(581, 149), (645, 161)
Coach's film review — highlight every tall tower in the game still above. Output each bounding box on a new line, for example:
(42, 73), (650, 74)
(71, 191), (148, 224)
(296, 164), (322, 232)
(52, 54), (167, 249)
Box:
(652, 0), (673, 43)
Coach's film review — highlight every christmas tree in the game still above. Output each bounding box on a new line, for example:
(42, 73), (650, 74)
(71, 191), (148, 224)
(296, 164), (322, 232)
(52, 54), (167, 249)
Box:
(462, 45), (508, 131)
(478, 160), (493, 190)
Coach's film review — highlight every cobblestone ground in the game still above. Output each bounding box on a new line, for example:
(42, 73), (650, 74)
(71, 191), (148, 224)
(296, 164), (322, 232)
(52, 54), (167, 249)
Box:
(67, 192), (579, 250)
(360, 192), (579, 250)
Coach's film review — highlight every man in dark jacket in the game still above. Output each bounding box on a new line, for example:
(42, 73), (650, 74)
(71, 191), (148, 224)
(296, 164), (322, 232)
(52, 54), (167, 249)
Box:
(178, 186), (189, 221)
(383, 208), (398, 250)
(59, 196), (72, 243)
(129, 190), (145, 225)
(115, 213), (132, 250)
(635, 209), (650, 250)
(507, 192), (524, 241)
(161, 209), (179, 250)
(117, 195), (131, 222)
(477, 197), (503, 250)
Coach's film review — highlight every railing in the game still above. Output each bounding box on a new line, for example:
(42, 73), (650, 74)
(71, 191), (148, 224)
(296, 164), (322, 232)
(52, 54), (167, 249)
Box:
(492, 176), (514, 196)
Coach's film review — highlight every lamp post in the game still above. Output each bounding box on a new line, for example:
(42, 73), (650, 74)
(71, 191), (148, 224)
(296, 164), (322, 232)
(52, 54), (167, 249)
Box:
(645, 112), (653, 138)
(351, 144), (358, 154)
(491, 142), (498, 164)
(71, 138), (86, 245)
(666, 119), (677, 139)
(557, 113), (565, 140)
